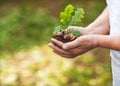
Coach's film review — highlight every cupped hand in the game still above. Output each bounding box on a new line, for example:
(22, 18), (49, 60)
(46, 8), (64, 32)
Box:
(49, 35), (98, 58)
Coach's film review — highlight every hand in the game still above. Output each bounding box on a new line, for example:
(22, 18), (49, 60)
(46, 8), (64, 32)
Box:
(49, 35), (98, 58)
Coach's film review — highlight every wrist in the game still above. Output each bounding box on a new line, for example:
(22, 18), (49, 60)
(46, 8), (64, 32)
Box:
(92, 35), (100, 47)
(85, 22), (110, 35)
(82, 35), (100, 48)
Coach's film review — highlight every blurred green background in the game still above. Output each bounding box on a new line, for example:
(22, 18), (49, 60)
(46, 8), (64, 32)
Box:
(0, 0), (112, 86)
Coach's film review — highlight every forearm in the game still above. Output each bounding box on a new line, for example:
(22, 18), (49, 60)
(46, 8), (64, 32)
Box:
(86, 7), (110, 35)
(96, 35), (120, 50)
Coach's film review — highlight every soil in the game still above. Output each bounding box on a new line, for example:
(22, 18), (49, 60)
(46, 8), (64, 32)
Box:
(52, 29), (78, 43)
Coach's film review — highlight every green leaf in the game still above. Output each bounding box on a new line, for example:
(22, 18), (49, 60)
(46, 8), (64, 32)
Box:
(53, 25), (66, 34)
(69, 29), (81, 36)
(60, 4), (74, 26)
(69, 8), (85, 25)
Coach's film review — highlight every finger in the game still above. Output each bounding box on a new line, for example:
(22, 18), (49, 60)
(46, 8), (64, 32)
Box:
(51, 38), (64, 48)
(53, 50), (76, 58)
(48, 43), (71, 55)
(62, 38), (82, 50)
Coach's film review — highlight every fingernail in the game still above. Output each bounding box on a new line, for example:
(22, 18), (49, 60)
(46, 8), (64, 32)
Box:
(63, 45), (67, 49)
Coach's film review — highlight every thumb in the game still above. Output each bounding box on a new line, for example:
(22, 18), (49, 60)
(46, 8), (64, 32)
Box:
(68, 26), (82, 30)
(68, 26), (85, 35)
(62, 38), (81, 50)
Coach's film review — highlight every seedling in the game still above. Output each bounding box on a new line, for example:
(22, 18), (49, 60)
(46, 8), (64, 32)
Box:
(53, 4), (85, 42)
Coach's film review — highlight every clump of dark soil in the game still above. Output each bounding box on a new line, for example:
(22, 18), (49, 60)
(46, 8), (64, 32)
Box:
(52, 29), (78, 43)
